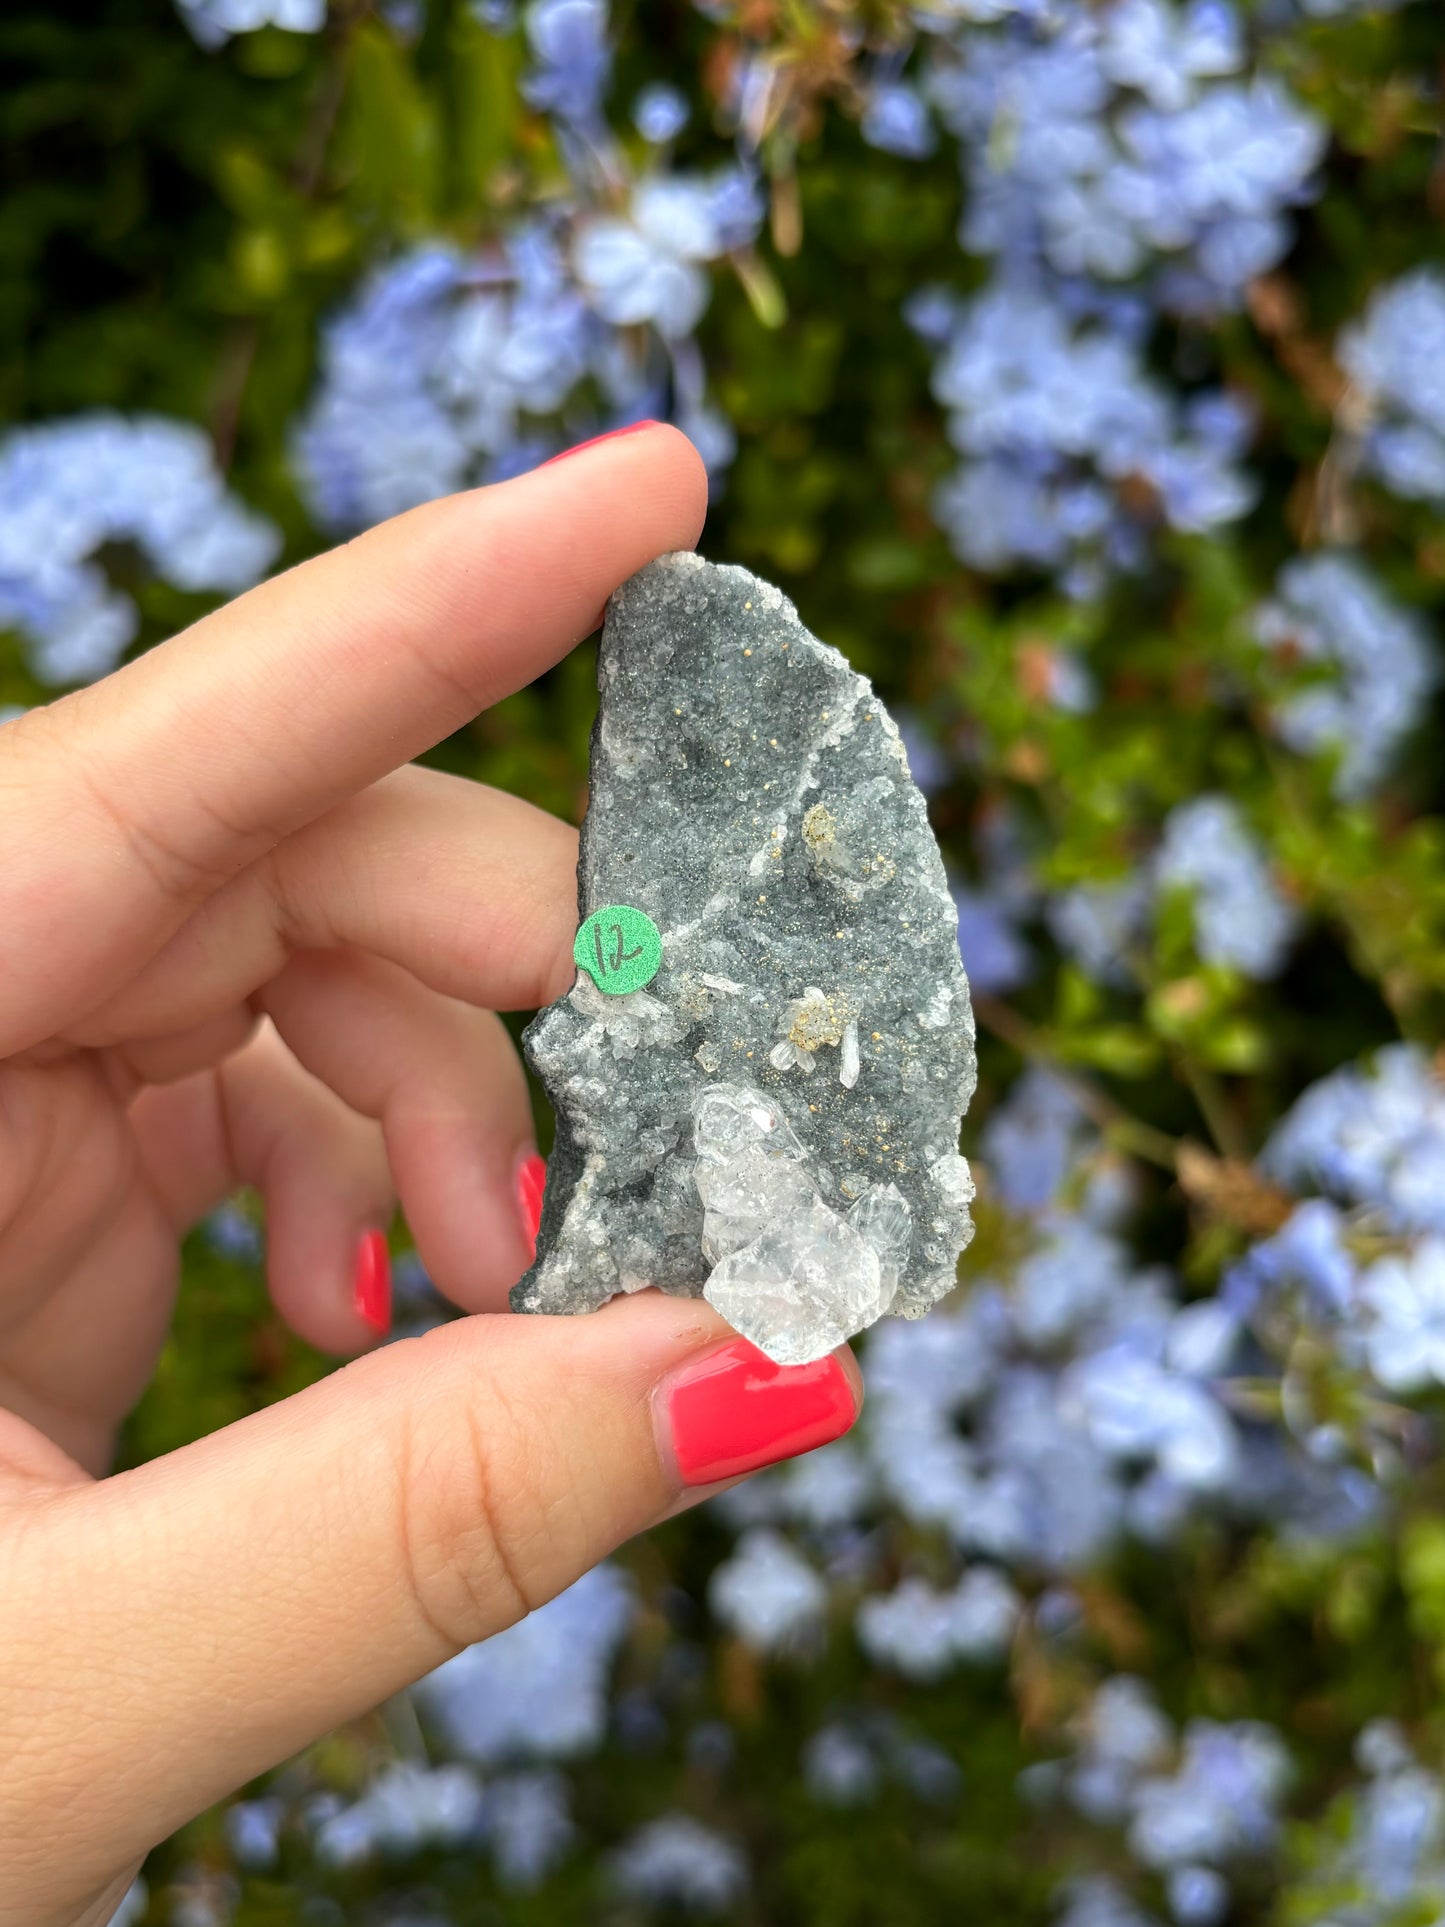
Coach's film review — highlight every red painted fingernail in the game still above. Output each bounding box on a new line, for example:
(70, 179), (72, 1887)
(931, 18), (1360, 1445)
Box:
(353, 1230), (391, 1335)
(659, 1338), (858, 1487)
(516, 1150), (547, 1257)
(541, 419), (661, 466)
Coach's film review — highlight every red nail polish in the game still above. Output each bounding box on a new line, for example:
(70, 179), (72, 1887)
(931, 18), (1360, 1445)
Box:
(516, 1151), (547, 1257)
(661, 1338), (858, 1487)
(541, 420), (661, 467)
(353, 1230), (391, 1335)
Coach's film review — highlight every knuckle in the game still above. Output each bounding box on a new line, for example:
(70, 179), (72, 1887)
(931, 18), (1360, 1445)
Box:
(390, 1330), (576, 1653)
(73, 761), (237, 905)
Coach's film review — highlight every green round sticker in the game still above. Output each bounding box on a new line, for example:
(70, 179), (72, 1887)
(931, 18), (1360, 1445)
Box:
(574, 904), (663, 996)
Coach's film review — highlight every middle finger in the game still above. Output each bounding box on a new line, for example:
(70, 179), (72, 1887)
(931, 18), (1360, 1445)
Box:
(63, 766), (579, 1047)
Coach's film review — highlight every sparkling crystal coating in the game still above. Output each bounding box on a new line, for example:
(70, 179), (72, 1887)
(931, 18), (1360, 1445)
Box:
(512, 552), (976, 1359)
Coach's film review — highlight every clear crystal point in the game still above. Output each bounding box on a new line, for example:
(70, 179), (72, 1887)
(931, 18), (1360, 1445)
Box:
(694, 1082), (804, 1165)
(703, 1198), (886, 1366)
(696, 1144), (817, 1263)
(847, 1182), (912, 1313)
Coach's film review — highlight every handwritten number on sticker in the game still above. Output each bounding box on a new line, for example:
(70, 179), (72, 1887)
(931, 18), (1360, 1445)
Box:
(574, 905), (663, 996)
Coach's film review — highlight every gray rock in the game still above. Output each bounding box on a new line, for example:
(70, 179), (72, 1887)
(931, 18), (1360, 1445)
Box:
(512, 553), (975, 1361)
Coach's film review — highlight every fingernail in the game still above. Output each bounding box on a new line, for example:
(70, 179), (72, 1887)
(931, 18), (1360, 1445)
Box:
(516, 1149), (547, 1258)
(353, 1229), (391, 1335)
(659, 1337), (858, 1487)
(542, 419), (661, 467)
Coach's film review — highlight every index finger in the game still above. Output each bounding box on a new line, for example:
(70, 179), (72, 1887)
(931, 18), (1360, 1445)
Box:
(0, 424), (706, 1054)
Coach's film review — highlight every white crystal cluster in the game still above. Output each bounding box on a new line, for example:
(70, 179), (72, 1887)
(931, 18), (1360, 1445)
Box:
(768, 985), (861, 1087)
(694, 1083), (913, 1366)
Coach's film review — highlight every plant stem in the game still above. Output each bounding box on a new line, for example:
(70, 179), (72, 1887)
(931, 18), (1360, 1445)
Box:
(973, 994), (1180, 1172)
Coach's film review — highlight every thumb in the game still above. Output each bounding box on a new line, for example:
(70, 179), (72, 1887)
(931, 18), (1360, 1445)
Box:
(0, 1292), (858, 1920)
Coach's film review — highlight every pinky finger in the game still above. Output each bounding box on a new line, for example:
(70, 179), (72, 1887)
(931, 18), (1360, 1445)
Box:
(129, 1020), (396, 1354)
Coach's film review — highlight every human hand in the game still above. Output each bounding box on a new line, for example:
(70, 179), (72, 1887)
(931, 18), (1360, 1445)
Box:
(0, 425), (861, 1927)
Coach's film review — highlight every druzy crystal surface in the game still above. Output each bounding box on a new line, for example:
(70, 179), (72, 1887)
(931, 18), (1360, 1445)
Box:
(512, 553), (976, 1364)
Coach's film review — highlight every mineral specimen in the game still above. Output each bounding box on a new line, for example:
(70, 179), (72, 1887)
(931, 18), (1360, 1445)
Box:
(511, 553), (976, 1365)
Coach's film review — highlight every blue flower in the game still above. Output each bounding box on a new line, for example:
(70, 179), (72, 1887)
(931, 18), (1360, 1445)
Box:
(928, 17), (1322, 311)
(1165, 1866), (1230, 1925)
(862, 80), (936, 159)
(575, 178), (734, 336)
(779, 1440), (874, 1527)
(225, 1798), (283, 1870)
(313, 1763), (484, 1866)
(0, 414), (280, 686)
(1066, 1677), (1173, 1826)
(523, 0), (610, 131)
(982, 1069), (1089, 1211)
(1128, 1720), (1289, 1868)
(610, 1816), (748, 1912)
(1098, 0), (1242, 113)
(1224, 1198), (1357, 1321)
(803, 1724), (882, 1806)
(1154, 794), (1296, 979)
(1342, 1734), (1445, 1906)
(1359, 1239), (1445, 1392)
(204, 1202), (264, 1262)
(1063, 1347), (1238, 1489)
(295, 218), (741, 532)
(1047, 876), (1150, 983)
(1055, 1874), (1161, 1927)
(703, 164), (766, 252)
(1254, 553), (1437, 798)
(926, 282), (1254, 583)
(856, 1568), (1020, 1679)
(633, 81), (690, 143)
(1265, 1044), (1445, 1236)
(1013, 1218), (1139, 1347)
(953, 884), (1034, 995)
(175, 0), (325, 48)
(708, 1528), (828, 1652)
(1341, 269), (1445, 506)
(482, 1770), (575, 1889)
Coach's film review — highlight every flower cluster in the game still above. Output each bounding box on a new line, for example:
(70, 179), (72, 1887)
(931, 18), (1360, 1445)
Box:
(294, 0), (760, 532)
(609, 1815), (748, 1914)
(857, 1567), (1021, 1679)
(229, 1761), (578, 1891)
(1283, 1722), (1445, 1923)
(924, 5), (1325, 311)
(174, 0), (324, 48)
(0, 414), (279, 686)
(1154, 795), (1297, 978)
(1226, 1045), (1445, 1406)
(1031, 1676), (1290, 1926)
(708, 1529), (828, 1653)
(197, 1569), (634, 1895)
(857, 1210), (1241, 1574)
(1341, 268), (1445, 507)
(1264, 1042), (1445, 1238)
(1044, 795), (1295, 985)
(866, 0), (1330, 588)
(918, 281), (1255, 592)
(1254, 553), (1437, 798)
(716, 1074), (1259, 1605)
